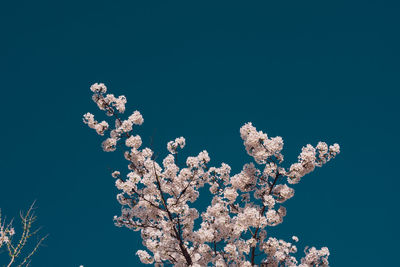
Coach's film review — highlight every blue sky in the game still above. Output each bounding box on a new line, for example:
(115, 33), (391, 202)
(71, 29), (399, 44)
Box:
(0, 1), (399, 266)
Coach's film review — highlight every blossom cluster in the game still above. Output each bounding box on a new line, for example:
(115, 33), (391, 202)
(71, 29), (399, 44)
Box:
(84, 83), (340, 266)
(83, 83), (144, 152)
(0, 215), (15, 247)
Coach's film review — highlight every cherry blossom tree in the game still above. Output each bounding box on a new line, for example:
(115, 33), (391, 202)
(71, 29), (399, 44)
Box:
(83, 83), (340, 266)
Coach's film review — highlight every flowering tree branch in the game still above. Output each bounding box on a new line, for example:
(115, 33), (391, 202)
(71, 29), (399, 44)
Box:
(83, 83), (340, 266)
(0, 202), (47, 267)
(153, 162), (193, 265)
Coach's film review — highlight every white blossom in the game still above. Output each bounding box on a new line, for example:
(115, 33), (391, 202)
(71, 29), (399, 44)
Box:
(129, 110), (144, 125)
(263, 195), (275, 208)
(82, 112), (109, 135)
(101, 137), (117, 152)
(167, 137), (186, 154)
(125, 135), (142, 149)
(301, 246), (330, 266)
(224, 187), (238, 203)
(115, 95), (127, 113)
(90, 82), (107, 93)
(240, 122), (284, 164)
(136, 250), (154, 264)
(111, 171), (120, 178)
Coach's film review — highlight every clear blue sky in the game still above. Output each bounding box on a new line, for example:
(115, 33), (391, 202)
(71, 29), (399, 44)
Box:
(0, 1), (399, 266)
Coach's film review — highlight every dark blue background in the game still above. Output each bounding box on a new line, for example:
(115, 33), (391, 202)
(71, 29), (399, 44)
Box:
(0, 1), (398, 266)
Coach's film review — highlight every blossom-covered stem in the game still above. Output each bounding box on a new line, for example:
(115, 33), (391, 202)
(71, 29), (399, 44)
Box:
(99, 93), (130, 138)
(250, 211), (264, 265)
(268, 172), (281, 195)
(174, 170), (200, 206)
(251, 173), (282, 265)
(152, 164), (193, 266)
(130, 187), (164, 212)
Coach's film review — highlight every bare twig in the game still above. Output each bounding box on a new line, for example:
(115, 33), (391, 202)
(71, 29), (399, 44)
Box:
(0, 202), (47, 267)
